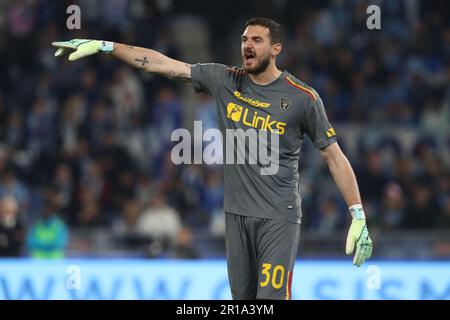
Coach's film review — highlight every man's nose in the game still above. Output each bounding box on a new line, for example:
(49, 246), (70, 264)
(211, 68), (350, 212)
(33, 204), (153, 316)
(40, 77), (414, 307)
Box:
(244, 44), (254, 51)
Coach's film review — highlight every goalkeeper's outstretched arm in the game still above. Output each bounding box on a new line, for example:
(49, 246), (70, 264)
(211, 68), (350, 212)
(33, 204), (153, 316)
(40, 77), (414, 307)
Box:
(52, 39), (192, 83)
(112, 43), (192, 83)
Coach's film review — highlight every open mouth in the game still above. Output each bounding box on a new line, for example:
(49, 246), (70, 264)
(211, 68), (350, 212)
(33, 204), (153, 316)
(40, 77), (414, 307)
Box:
(244, 52), (256, 65)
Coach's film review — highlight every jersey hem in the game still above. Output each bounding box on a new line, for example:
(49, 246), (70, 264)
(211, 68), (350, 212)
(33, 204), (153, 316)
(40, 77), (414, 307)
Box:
(224, 209), (301, 224)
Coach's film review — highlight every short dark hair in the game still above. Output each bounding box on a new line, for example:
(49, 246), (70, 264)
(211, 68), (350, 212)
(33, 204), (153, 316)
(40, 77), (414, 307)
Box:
(245, 17), (285, 45)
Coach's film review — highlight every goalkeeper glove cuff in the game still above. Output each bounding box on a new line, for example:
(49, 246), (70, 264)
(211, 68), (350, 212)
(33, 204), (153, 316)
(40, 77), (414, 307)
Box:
(349, 204), (365, 220)
(99, 41), (114, 53)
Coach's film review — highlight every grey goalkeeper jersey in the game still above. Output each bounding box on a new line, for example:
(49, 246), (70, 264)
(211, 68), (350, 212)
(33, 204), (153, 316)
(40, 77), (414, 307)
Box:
(191, 63), (337, 224)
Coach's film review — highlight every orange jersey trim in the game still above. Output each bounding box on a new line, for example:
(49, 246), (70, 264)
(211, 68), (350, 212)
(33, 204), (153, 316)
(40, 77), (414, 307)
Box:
(285, 77), (317, 101)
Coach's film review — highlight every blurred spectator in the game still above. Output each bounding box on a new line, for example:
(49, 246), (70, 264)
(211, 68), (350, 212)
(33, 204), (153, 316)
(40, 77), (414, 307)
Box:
(394, 156), (416, 192)
(316, 198), (341, 235)
(110, 66), (144, 132)
(420, 95), (449, 136)
(0, 146), (8, 176)
(137, 191), (182, 245)
(26, 97), (57, 154)
(26, 191), (69, 259)
(357, 151), (389, 203)
(72, 186), (104, 228)
(113, 198), (141, 235)
(380, 183), (405, 229)
(170, 227), (200, 259)
(78, 160), (106, 205)
(403, 183), (438, 229)
(51, 163), (76, 215)
(0, 166), (30, 221)
(0, 196), (25, 257)
(60, 94), (87, 153)
(148, 87), (183, 167)
(200, 169), (223, 217)
(435, 197), (450, 229)
(79, 68), (100, 103)
(136, 175), (158, 207)
(4, 112), (25, 149)
(84, 101), (115, 150)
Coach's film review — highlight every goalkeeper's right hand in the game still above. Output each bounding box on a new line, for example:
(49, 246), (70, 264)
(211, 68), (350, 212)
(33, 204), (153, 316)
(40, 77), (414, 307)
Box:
(52, 39), (113, 61)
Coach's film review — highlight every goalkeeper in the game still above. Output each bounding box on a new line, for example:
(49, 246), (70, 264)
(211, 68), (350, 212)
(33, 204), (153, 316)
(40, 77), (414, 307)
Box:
(52, 17), (372, 300)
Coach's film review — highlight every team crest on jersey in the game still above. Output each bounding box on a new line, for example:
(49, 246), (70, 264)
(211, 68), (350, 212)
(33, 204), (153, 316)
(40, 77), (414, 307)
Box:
(280, 98), (292, 111)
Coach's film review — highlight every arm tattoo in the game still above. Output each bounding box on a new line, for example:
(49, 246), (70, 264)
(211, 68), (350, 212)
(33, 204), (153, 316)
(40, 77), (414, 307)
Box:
(167, 71), (191, 83)
(167, 65), (192, 83)
(134, 56), (149, 69)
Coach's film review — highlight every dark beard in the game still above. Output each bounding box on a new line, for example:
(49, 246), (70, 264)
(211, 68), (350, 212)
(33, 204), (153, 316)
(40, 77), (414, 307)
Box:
(243, 55), (271, 74)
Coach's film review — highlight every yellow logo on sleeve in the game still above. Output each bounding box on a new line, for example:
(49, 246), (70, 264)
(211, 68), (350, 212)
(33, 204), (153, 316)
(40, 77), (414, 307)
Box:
(326, 127), (336, 138)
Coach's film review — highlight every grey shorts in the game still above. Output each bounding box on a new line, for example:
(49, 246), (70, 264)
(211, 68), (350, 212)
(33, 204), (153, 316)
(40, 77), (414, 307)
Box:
(225, 212), (301, 300)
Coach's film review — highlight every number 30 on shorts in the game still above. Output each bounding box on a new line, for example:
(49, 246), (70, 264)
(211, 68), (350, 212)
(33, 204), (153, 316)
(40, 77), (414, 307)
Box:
(260, 263), (285, 289)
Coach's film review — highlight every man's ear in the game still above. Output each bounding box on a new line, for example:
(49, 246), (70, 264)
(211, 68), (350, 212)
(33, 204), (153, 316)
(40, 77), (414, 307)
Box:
(272, 43), (282, 56)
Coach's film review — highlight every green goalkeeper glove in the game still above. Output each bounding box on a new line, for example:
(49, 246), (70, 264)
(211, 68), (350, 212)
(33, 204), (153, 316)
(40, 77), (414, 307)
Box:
(52, 39), (114, 61)
(346, 204), (373, 267)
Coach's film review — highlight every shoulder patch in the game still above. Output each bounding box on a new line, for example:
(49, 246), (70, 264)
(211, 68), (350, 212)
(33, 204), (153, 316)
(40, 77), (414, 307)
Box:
(285, 76), (317, 101)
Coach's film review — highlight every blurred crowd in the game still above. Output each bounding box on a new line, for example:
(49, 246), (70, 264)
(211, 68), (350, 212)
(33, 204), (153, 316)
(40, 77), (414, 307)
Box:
(0, 0), (449, 258)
